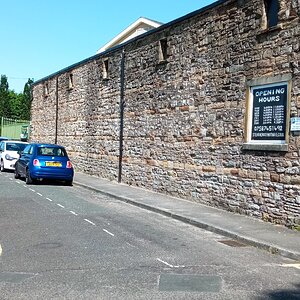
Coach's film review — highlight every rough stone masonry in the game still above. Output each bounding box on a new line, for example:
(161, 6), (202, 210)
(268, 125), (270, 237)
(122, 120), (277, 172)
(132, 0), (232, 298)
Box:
(31, 0), (300, 228)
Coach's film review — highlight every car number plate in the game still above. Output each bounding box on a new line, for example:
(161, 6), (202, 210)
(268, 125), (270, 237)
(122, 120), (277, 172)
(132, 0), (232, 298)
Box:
(46, 161), (62, 167)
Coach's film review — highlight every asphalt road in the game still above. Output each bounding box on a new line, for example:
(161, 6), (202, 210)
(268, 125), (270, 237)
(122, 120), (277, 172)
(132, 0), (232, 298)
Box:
(0, 172), (299, 300)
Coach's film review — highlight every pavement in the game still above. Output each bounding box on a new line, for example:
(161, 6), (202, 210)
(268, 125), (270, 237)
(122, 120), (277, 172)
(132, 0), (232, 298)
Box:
(73, 172), (300, 261)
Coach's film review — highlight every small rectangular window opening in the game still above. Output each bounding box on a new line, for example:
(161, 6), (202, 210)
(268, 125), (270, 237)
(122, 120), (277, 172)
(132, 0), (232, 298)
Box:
(158, 39), (168, 63)
(68, 73), (74, 89)
(103, 59), (109, 79)
(44, 82), (49, 97)
(264, 0), (279, 28)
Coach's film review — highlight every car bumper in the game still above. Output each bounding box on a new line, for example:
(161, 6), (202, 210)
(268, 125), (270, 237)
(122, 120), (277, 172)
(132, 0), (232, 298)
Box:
(30, 167), (74, 181)
(4, 159), (17, 170)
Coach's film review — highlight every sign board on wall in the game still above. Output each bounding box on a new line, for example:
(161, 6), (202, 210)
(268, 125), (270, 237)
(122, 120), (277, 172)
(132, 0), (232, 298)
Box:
(244, 79), (290, 151)
(291, 117), (300, 131)
(251, 83), (287, 141)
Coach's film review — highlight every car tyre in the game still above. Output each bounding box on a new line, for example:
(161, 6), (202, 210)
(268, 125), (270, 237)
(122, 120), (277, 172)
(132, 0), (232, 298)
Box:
(65, 179), (73, 186)
(14, 166), (20, 179)
(0, 160), (5, 172)
(25, 169), (33, 185)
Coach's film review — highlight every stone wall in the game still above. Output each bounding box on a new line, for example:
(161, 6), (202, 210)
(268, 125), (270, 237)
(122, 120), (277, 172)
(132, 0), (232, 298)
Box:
(31, 0), (300, 228)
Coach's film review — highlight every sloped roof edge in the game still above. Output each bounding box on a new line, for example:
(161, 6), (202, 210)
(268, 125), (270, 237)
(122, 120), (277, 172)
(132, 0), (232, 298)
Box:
(96, 17), (163, 54)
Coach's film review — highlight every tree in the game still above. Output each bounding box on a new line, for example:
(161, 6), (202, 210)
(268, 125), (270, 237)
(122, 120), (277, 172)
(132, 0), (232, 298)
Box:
(0, 75), (33, 120)
(8, 91), (23, 119)
(21, 78), (34, 120)
(0, 75), (10, 117)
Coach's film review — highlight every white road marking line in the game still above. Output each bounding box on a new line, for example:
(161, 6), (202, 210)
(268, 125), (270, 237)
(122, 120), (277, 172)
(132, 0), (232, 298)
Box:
(70, 211), (78, 216)
(84, 219), (96, 226)
(157, 258), (174, 268)
(29, 188), (35, 192)
(281, 263), (300, 270)
(56, 204), (65, 208)
(37, 193), (43, 197)
(0, 244), (2, 256)
(103, 229), (114, 236)
(46, 197), (53, 202)
(126, 242), (136, 248)
(156, 258), (185, 268)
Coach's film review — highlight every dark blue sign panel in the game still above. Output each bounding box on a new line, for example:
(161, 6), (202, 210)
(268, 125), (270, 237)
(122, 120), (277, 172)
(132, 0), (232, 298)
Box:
(251, 84), (287, 141)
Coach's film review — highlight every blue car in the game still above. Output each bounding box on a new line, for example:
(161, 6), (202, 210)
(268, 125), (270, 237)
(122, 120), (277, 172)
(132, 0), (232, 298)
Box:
(15, 143), (74, 185)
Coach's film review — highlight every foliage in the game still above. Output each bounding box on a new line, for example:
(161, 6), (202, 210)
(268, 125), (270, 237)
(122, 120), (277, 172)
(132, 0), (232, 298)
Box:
(0, 75), (33, 121)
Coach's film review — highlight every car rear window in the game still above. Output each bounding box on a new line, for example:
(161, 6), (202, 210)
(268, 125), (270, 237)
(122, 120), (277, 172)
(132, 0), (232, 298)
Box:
(6, 143), (27, 151)
(37, 147), (66, 157)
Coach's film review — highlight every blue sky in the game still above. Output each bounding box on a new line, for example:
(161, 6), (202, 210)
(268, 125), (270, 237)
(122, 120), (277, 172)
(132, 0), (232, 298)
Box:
(1, 0), (216, 93)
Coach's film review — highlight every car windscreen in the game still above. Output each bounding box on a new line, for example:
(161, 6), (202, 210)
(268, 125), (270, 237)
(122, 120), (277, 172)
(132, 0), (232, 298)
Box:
(37, 147), (66, 157)
(6, 143), (27, 152)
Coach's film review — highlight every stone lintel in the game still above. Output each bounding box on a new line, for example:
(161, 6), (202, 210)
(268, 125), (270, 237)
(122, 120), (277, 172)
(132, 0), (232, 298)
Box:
(242, 143), (288, 152)
(246, 74), (292, 87)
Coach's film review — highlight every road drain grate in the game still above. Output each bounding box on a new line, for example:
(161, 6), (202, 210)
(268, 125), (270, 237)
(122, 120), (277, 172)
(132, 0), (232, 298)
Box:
(0, 272), (36, 283)
(218, 240), (248, 247)
(159, 274), (222, 292)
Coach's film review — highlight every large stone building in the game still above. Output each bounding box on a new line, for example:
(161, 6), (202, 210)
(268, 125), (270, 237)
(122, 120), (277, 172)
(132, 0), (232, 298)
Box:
(31, 0), (300, 228)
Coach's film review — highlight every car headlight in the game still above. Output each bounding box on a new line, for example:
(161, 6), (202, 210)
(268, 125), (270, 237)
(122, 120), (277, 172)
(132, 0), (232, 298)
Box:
(5, 154), (15, 160)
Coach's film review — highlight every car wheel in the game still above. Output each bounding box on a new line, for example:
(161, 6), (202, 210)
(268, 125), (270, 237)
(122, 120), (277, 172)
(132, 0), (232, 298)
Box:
(0, 160), (5, 172)
(25, 169), (33, 184)
(65, 179), (73, 186)
(14, 166), (20, 179)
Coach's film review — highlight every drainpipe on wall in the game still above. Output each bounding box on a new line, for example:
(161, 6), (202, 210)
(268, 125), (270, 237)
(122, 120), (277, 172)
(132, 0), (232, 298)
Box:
(118, 48), (125, 183)
(55, 76), (59, 144)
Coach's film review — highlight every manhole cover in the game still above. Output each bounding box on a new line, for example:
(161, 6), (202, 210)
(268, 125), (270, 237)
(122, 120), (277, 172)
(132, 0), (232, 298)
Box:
(159, 274), (222, 292)
(0, 272), (36, 283)
(218, 240), (247, 247)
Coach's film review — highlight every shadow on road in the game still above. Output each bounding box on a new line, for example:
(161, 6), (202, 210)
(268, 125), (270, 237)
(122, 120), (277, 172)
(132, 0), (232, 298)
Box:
(2, 170), (72, 186)
(13, 176), (72, 187)
(259, 284), (300, 300)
